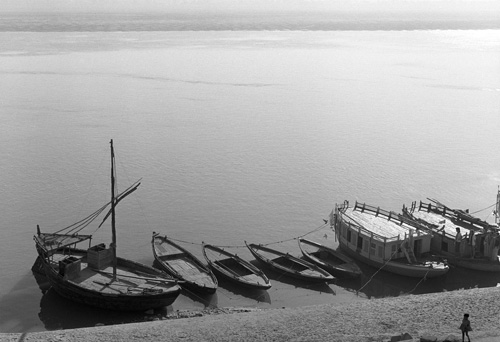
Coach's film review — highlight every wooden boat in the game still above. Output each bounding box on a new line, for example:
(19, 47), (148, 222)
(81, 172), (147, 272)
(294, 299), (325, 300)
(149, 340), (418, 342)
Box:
(202, 244), (271, 290)
(245, 242), (334, 283)
(33, 140), (181, 311)
(332, 201), (449, 278)
(402, 198), (500, 272)
(298, 238), (362, 278)
(152, 234), (218, 294)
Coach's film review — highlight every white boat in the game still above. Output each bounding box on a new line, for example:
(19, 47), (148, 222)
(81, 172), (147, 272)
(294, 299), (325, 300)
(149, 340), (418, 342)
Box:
(403, 197), (500, 272)
(332, 201), (449, 278)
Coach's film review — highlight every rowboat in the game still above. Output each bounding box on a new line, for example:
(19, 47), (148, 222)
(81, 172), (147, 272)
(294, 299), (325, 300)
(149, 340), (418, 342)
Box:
(298, 238), (362, 278)
(331, 201), (449, 278)
(402, 198), (500, 272)
(33, 140), (181, 311)
(245, 242), (334, 283)
(152, 234), (218, 294)
(202, 244), (271, 290)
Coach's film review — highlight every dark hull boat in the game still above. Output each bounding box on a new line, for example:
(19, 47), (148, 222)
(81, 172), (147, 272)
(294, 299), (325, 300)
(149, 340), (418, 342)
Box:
(403, 198), (500, 272)
(246, 242), (334, 283)
(298, 238), (362, 278)
(202, 244), (271, 290)
(33, 140), (181, 311)
(152, 234), (218, 294)
(332, 201), (449, 278)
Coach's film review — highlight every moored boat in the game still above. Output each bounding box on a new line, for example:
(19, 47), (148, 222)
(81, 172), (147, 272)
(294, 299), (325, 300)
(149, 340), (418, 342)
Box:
(245, 242), (335, 283)
(152, 233), (218, 294)
(402, 198), (500, 272)
(33, 140), (182, 311)
(202, 244), (271, 290)
(332, 201), (449, 278)
(298, 238), (362, 278)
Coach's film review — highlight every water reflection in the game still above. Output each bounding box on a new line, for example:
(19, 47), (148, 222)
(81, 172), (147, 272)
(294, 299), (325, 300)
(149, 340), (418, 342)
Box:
(215, 277), (271, 304)
(251, 264), (335, 295)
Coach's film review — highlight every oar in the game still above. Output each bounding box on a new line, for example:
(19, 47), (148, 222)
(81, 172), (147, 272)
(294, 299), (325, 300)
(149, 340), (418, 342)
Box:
(95, 270), (183, 284)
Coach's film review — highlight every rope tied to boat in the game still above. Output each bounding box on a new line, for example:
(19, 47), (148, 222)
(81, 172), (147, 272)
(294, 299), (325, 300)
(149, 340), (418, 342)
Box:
(167, 220), (330, 249)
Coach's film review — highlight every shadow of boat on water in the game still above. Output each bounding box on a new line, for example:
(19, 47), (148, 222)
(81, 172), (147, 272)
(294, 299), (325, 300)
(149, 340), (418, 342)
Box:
(248, 260), (335, 295)
(0, 269), (45, 333)
(214, 276), (271, 304)
(38, 287), (159, 330)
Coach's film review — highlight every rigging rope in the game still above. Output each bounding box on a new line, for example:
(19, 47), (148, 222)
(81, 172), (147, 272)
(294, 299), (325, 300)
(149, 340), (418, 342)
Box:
(51, 180), (143, 236)
(469, 202), (496, 215)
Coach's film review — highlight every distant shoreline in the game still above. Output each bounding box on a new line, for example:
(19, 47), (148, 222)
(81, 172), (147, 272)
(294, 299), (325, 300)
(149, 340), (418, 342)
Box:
(0, 11), (499, 32)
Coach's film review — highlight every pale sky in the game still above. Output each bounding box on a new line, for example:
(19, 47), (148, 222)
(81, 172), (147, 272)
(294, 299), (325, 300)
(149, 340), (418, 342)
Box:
(0, 0), (497, 13)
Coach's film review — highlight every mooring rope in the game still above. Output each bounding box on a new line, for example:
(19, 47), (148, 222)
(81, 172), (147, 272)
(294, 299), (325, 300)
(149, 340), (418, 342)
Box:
(168, 221), (330, 249)
(356, 242), (432, 296)
(403, 268), (431, 295)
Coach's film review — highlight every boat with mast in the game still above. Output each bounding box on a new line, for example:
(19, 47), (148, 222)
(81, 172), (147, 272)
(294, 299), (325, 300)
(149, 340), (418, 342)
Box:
(332, 201), (449, 278)
(33, 140), (182, 311)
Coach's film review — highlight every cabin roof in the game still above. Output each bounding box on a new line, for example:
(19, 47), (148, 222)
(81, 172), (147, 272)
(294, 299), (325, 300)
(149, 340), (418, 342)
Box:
(343, 207), (427, 240)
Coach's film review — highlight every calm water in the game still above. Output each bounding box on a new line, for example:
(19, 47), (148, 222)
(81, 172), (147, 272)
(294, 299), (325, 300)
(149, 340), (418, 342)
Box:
(1, 12), (500, 333)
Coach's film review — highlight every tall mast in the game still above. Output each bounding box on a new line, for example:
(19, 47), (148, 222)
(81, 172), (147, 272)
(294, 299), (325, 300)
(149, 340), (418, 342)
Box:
(496, 186), (500, 227)
(110, 139), (117, 280)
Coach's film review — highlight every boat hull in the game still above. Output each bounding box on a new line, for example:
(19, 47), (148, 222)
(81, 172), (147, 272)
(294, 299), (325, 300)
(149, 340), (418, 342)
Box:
(338, 242), (447, 278)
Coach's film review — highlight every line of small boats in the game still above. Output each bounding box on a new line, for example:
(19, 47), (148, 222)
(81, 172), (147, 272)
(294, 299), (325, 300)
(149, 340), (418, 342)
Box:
(33, 140), (500, 313)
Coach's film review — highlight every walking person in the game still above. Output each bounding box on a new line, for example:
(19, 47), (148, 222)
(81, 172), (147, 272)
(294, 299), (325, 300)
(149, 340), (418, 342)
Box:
(459, 313), (472, 342)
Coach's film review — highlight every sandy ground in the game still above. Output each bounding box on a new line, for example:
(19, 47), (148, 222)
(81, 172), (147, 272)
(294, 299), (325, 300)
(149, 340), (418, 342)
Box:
(1, 287), (499, 342)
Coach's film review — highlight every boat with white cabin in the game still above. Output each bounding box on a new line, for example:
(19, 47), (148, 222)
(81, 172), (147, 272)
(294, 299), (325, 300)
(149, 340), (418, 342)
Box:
(331, 201), (449, 278)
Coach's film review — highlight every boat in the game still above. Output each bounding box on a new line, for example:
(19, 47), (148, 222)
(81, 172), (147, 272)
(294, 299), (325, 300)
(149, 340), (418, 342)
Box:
(245, 242), (335, 283)
(331, 201), (449, 278)
(402, 197), (500, 272)
(202, 244), (271, 290)
(152, 233), (218, 294)
(298, 238), (362, 278)
(33, 140), (182, 311)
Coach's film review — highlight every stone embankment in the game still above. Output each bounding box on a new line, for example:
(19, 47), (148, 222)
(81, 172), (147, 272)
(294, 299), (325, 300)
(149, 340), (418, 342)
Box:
(1, 287), (499, 342)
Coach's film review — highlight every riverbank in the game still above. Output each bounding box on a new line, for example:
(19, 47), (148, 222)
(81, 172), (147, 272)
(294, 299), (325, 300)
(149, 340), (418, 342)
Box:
(1, 286), (499, 342)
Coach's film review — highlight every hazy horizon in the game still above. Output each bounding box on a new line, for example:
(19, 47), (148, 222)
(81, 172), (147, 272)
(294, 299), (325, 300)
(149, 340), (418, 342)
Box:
(1, 0), (499, 14)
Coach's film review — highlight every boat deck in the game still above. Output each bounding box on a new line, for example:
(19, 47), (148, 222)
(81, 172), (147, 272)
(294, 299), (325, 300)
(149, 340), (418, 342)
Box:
(411, 210), (470, 237)
(49, 253), (174, 294)
(344, 207), (417, 240)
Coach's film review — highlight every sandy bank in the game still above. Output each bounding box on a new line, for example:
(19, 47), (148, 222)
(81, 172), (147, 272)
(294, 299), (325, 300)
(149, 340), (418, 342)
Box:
(2, 287), (500, 342)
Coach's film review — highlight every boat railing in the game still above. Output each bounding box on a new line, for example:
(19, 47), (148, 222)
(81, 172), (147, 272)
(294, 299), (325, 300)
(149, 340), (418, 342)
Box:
(418, 201), (494, 232)
(340, 203), (409, 243)
(353, 201), (406, 226)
